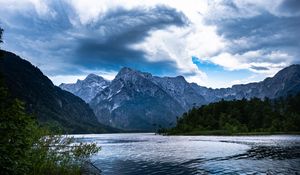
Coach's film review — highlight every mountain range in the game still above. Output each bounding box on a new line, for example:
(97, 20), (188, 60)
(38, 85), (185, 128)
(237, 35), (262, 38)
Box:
(0, 50), (117, 133)
(2, 49), (299, 133)
(60, 64), (300, 131)
(192, 65), (300, 102)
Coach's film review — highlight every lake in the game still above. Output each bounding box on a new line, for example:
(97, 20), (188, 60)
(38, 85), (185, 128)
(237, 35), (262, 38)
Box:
(75, 133), (300, 175)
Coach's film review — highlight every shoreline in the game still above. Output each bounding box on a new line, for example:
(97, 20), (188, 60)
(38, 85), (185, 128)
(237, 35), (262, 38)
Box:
(65, 131), (300, 136)
(160, 131), (300, 136)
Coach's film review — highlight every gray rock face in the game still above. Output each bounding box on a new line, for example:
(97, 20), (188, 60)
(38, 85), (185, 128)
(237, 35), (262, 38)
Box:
(89, 68), (202, 130)
(59, 74), (110, 102)
(152, 75), (206, 110)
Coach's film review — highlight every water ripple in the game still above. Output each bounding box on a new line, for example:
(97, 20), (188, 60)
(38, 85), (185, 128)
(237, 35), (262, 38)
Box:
(75, 134), (300, 174)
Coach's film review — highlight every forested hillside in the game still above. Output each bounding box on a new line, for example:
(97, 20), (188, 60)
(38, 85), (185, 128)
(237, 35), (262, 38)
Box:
(163, 94), (300, 135)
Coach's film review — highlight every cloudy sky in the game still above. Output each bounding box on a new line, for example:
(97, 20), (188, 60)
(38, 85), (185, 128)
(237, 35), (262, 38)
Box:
(0, 0), (299, 88)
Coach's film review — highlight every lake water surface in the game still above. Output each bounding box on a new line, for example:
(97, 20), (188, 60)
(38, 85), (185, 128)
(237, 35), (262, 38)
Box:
(75, 133), (300, 175)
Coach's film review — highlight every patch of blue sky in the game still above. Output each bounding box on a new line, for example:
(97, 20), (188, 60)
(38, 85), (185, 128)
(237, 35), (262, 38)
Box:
(192, 56), (253, 88)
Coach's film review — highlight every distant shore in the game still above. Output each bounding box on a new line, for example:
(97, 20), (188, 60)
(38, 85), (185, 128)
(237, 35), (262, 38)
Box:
(160, 130), (300, 136)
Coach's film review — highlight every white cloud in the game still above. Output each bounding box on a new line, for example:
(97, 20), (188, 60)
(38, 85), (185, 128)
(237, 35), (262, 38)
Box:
(128, 2), (225, 85)
(28, 0), (52, 16)
(208, 50), (292, 76)
(0, 0), (54, 17)
(66, 0), (109, 25)
(210, 52), (247, 70)
(130, 26), (212, 85)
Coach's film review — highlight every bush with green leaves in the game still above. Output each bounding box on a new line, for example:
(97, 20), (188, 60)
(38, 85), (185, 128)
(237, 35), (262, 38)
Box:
(30, 134), (100, 175)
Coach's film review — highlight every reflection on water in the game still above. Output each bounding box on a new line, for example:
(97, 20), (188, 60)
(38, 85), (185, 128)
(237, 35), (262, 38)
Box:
(74, 134), (300, 175)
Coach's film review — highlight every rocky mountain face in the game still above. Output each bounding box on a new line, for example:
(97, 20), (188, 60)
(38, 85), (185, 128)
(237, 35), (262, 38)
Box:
(89, 67), (206, 130)
(59, 74), (110, 102)
(0, 50), (117, 133)
(61, 65), (300, 131)
(152, 76), (206, 110)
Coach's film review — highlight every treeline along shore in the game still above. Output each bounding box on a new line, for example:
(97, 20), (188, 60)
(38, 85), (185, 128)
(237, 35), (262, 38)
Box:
(159, 94), (300, 135)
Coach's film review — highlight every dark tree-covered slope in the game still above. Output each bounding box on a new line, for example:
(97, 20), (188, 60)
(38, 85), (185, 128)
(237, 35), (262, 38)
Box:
(0, 50), (117, 133)
(164, 94), (300, 135)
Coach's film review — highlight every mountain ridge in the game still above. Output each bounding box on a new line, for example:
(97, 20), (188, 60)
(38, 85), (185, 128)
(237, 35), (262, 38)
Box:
(192, 64), (300, 102)
(0, 50), (117, 133)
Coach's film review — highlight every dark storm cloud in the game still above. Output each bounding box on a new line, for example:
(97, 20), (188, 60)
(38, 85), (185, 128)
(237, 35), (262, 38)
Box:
(205, 0), (300, 64)
(277, 0), (300, 14)
(73, 5), (188, 72)
(250, 66), (269, 71)
(0, 2), (188, 75)
(218, 12), (300, 55)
